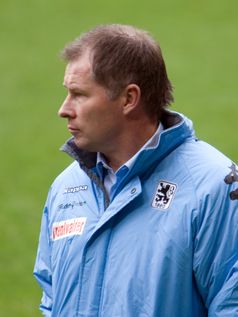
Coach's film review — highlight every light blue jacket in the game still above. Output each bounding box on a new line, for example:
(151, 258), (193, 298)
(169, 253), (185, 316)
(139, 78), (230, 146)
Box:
(34, 111), (238, 316)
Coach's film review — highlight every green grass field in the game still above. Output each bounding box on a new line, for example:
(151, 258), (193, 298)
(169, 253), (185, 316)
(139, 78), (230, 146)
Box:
(0, 0), (237, 315)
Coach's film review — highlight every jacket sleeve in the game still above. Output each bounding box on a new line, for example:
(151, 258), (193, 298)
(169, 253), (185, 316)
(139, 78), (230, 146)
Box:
(193, 172), (238, 316)
(34, 199), (53, 316)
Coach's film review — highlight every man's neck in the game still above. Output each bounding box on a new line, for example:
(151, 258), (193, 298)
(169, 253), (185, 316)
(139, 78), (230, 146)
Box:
(101, 121), (159, 172)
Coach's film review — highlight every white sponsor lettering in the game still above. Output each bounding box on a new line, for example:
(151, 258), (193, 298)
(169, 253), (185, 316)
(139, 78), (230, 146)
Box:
(64, 185), (88, 194)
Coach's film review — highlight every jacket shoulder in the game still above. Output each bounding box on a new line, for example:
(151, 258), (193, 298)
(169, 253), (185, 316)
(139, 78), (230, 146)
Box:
(53, 161), (79, 182)
(49, 161), (83, 194)
(179, 139), (233, 183)
(177, 139), (237, 221)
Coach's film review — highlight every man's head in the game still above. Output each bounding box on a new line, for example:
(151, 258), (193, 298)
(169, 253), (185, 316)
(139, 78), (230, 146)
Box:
(61, 24), (173, 121)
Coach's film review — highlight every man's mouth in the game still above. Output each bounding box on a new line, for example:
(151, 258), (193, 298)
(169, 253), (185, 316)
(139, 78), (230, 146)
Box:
(67, 125), (79, 133)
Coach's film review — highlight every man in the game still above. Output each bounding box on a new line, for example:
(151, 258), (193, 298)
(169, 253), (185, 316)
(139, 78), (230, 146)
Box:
(34, 24), (238, 316)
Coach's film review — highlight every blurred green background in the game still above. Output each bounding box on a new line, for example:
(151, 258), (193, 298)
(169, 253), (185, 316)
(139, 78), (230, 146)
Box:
(0, 0), (237, 316)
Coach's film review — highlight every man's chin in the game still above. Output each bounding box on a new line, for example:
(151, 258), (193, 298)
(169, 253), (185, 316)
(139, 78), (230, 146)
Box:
(73, 138), (85, 149)
(73, 138), (96, 153)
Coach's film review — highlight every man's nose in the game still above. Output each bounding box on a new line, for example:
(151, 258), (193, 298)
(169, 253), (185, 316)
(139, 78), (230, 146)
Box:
(58, 96), (75, 118)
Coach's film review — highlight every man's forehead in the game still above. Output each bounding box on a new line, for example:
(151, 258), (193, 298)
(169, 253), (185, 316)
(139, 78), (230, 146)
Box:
(65, 56), (92, 76)
(63, 56), (92, 86)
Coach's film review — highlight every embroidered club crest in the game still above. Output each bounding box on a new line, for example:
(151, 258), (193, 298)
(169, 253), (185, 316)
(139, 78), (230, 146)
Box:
(152, 181), (177, 210)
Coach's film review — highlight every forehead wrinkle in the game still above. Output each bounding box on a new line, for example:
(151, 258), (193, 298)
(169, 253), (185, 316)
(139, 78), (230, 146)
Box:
(63, 51), (93, 88)
(63, 65), (92, 89)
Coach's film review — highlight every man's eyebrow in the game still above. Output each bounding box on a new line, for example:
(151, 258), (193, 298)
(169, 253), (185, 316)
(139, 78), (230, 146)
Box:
(63, 84), (86, 95)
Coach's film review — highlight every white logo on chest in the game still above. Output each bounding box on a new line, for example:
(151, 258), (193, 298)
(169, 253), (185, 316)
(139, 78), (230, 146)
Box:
(63, 185), (88, 194)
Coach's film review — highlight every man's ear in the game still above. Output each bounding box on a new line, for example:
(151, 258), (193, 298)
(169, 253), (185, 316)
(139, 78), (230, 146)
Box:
(122, 84), (141, 115)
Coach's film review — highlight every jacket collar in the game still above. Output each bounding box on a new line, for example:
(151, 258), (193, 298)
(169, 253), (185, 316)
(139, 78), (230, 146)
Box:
(60, 110), (194, 179)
